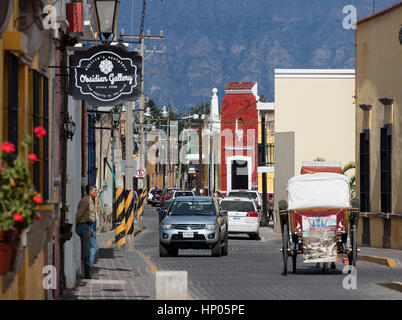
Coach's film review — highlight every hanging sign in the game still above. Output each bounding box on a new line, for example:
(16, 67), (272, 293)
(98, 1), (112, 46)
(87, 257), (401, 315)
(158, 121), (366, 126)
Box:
(69, 45), (142, 106)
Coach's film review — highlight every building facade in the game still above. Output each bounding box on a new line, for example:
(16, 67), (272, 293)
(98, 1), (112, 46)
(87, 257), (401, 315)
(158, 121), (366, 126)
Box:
(257, 101), (275, 197)
(146, 120), (180, 190)
(355, 2), (402, 249)
(0, 0), (97, 299)
(220, 82), (259, 195)
(274, 69), (356, 232)
(0, 0), (64, 299)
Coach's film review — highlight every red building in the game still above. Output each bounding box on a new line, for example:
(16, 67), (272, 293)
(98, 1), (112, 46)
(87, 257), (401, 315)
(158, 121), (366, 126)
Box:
(220, 82), (259, 195)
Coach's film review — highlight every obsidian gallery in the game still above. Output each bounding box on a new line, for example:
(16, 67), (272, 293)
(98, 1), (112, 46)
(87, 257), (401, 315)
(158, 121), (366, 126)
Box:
(69, 45), (142, 106)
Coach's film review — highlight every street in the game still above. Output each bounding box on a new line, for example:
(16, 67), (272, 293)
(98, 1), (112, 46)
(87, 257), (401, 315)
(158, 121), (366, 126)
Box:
(2, 0), (402, 302)
(121, 205), (402, 300)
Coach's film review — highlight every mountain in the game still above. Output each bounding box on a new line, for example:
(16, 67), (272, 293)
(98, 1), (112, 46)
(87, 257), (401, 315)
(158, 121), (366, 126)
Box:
(116, 0), (398, 113)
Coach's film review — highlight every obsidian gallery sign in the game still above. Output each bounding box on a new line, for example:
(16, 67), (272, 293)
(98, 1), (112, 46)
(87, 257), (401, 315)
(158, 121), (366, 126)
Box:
(69, 45), (142, 106)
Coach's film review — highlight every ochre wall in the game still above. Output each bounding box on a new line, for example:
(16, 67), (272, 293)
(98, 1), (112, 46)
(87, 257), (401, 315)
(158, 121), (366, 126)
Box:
(357, 215), (402, 249)
(356, 6), (402, 214)
(0, 249), (45, 300)
(391, 219), (402, 249)
(355, 4), (402, 249)
(369, 217), (384, 248)
(21, 250), (45, 300)
(0, 0), (51, 300)
(357, 216), (364, 246)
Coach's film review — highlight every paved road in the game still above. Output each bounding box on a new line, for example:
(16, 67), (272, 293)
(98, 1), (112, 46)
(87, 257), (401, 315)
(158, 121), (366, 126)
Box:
(131, 205), (402, 300)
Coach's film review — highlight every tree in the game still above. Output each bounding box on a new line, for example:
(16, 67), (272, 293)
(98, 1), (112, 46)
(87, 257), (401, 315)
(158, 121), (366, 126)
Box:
(145, 99), (162, 126)
(145, 100), (183, 131)
(189, 102), (210, 116)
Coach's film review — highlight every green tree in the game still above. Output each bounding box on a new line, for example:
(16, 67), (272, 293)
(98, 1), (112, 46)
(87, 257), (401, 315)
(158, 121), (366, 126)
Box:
(145, 100), (185, 141)
(189, 102), (210, 116)
(145, 99), (162, 126)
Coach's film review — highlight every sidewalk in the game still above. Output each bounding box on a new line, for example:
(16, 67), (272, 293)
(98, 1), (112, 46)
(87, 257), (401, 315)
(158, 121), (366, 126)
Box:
(358, 247), (402, 268)
(62, 226), (156, 300)
(259, 223), (281, 242)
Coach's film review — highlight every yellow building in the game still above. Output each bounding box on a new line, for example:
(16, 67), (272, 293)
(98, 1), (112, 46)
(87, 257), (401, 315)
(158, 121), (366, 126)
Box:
(0, 0), (60, 300)
(146, 133), (164, 189)
(355, 2), (402, 249)
(274, 69), (356, 232)
(257, 102), (275, 197)
(146, 129), (178, 190)
(0, 0), (92, 299)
